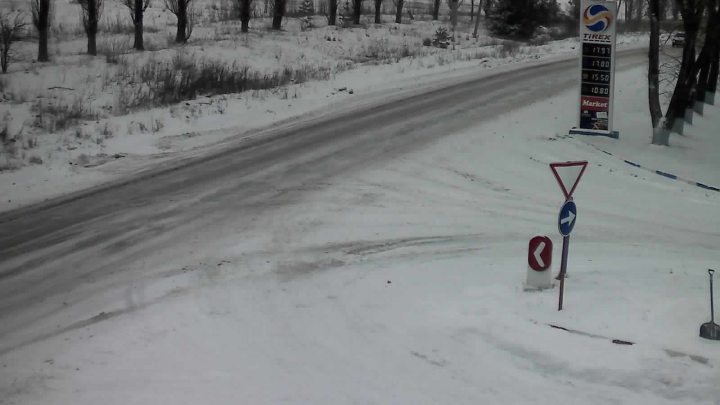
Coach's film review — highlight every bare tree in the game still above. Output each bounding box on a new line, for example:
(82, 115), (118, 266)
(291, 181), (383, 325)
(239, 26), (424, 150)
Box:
(693, 0), (718, 104)
(473, 0), (483, 36)
(393, 0), (404, 22)
(325, 0), (337, 25)
(647, 0), (663, 131)
(165, 0), (194, 42)
(79, 0), (103, 55)
(661, 0), (705, 131)
(239, 0), (252, 32)
(272, 0), (286, 29)
(635, 0), (643, 21)
(564, 0), (580, 36)
(483, 0), (491, 18)
(432, 0), (440, 19)
(121, 0), (150, 50)
(328, 0), (337, 24)
(625, 0), (635, 20)
(353, 0), (363, 24)
(649, 0), (711, 145)
(450, 0), (458, 39)
(374, 0), (382, 23)
(470, 0), (474, 20)
(0, 11), (26, 74)
(30, 0), (52, 62)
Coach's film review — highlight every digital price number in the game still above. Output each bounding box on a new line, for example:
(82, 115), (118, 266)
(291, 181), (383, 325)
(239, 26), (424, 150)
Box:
(581, 83), (610, 97)
(582, 43), (612, 58)
(581, 57), (612, 71)
(581, 70), (611, 84)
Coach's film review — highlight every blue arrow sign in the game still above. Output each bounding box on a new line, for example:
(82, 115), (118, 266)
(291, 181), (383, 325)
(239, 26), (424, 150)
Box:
(558, 200), (577, 237)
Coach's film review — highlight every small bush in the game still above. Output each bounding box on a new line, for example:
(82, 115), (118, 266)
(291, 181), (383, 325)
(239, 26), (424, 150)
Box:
(422, 38), (431, 47)
(29, 155), (43, 165)
(433, 27), (450, 48)
(112, 51), (343, 111)
(208, 0), (237, 23)
(102, 15), (134, 35)
(497, 41), (521, 58)
(32, 97), (98, 132)
(530, 34), (552, 46)
(152, 117), (165, 133)
(98, 36), (129, 64)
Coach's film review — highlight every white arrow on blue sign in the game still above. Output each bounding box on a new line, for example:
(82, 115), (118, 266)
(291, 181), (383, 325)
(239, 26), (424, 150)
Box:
(558, 200), (577, 237)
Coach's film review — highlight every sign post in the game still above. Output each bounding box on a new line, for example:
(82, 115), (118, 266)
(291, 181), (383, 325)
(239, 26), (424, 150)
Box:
(549, 161), (588, 311)
(557, 199), (577, 310)
(570, 0), (619, 139)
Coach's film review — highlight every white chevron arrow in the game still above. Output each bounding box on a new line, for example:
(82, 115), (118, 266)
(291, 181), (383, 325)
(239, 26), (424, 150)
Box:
(534, 242), (546, 268)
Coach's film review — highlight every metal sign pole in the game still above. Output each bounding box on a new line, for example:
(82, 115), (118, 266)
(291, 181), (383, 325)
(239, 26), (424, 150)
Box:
(558, 235), (570, 311)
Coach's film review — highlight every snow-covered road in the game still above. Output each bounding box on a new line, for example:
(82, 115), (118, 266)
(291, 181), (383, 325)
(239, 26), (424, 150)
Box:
(2, 50), (720, 404)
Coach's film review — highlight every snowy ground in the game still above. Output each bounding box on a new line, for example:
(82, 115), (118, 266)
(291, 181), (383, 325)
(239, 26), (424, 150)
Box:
(0, 0), (652, 211)
(1, 62), (719, 404)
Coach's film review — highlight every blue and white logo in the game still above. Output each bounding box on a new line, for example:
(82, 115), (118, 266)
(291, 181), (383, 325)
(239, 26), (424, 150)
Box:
(583, 4), (612, 33)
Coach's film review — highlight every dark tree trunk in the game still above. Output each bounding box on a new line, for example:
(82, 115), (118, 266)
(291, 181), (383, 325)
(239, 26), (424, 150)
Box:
(672, 2), (679, 20)
(696, 54), (711, 102)
(395, 0), (403, 22)
(663, 3), (704, 130)
(470, 0), (474, 20)
(87, 31), (97, 55)
(133, 0), (144, 50)
(38, 28), (49, 62)
(698, 0), (719, 97)
(658, 0), (666, 20)
(648, 0), (663, 133)
(37, 0), (51, 62)
(483, 0), (491, 18)
(635, 0), (642, 21)
(272, 0), (284, 29)
(473, 0), (482, 36)
(375, 0), (381, 23)
(450, 0), (457, 32)
(240, 0), (251, 32)
(709, 43), (719, 94)
(176, 0), (187, 42)
(432, 0), (440, 20)
(329, 0), (337, 24)
(353, 0), (361, 24)
(86, 0), (98, 55)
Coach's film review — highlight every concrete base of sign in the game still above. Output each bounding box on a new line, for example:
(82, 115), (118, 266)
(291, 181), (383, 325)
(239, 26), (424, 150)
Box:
(568, 128), (620, 139)
(695, 101), (705, 115)
(707, 92), (716, 106)
(523, 283), (555, 292)
(525, 265), (554, 291)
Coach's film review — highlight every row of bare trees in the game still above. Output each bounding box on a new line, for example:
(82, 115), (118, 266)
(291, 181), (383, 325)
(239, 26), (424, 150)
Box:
(2, 0), (490, 71)
(648, 0), (719, 145)
(621, 0), (679, 21)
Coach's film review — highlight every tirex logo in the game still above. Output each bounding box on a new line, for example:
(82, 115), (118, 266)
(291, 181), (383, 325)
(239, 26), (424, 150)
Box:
(583, 4), (612, 32)
(581, 96), (609, 111)
(583, 33), (612, 42)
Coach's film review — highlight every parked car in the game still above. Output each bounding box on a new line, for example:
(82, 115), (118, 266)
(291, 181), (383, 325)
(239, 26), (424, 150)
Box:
(672, 32), (685, 47)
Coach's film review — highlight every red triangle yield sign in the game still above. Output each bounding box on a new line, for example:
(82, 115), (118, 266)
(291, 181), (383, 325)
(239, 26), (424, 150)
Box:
(549, 161), (588, 201)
